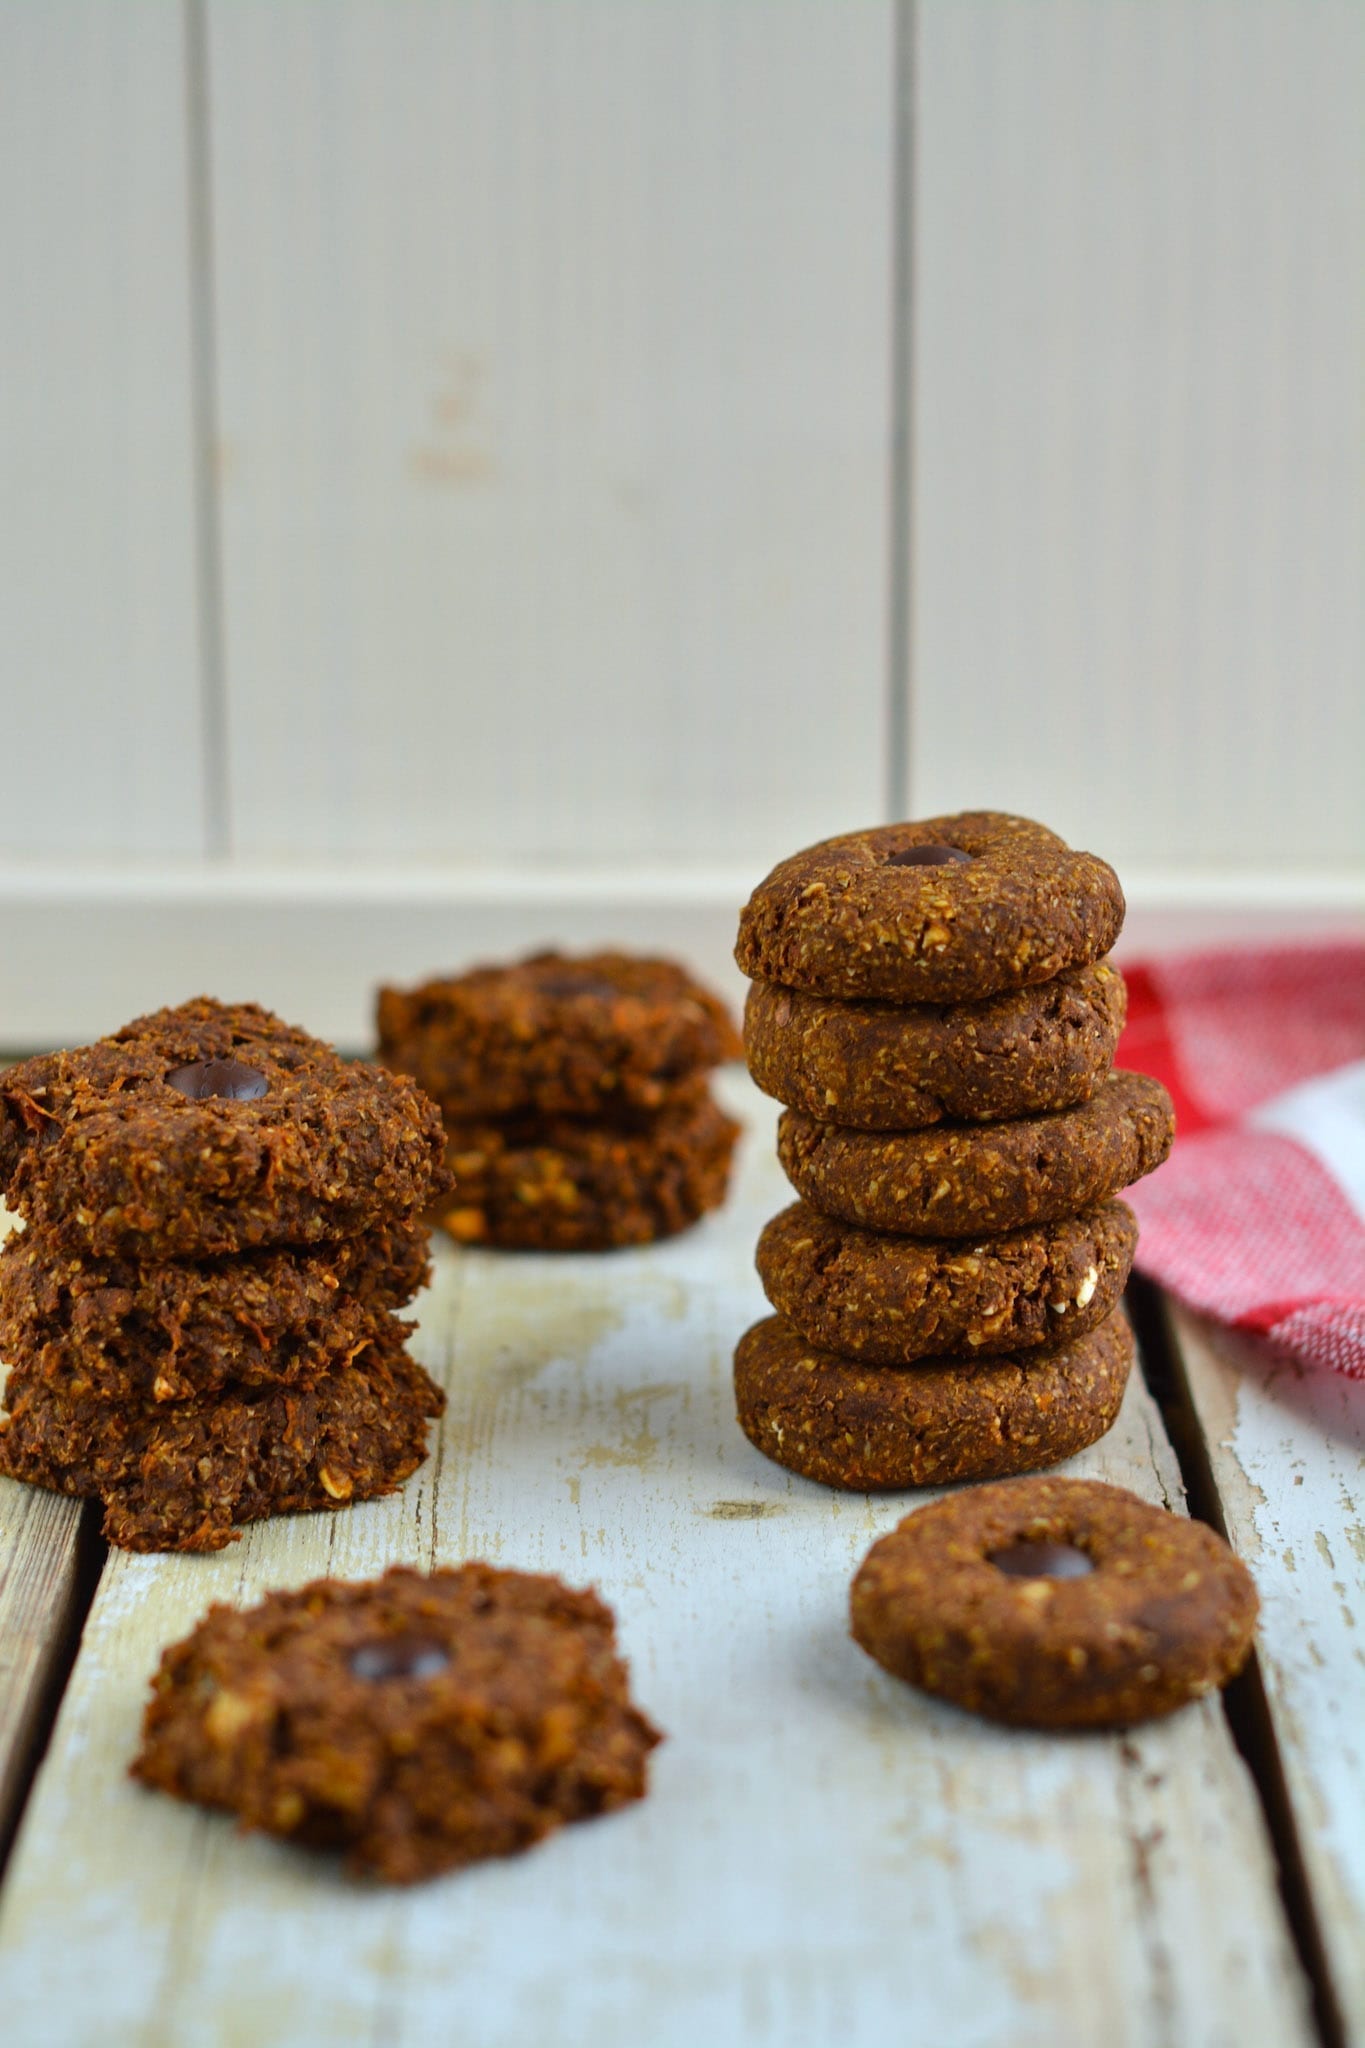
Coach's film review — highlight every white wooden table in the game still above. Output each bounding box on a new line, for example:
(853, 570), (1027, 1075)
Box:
(0, 1074), (1360, 2048)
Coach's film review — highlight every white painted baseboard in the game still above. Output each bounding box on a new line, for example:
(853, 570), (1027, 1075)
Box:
(0, 863), (1360, 1052)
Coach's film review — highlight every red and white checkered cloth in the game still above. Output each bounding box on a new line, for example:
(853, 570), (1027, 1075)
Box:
(1118, 942), (1365, 1378)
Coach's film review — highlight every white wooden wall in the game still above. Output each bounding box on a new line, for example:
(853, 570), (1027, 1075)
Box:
(0, 1), (1360, 1046)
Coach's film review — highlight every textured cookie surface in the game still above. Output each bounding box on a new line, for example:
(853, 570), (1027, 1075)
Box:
(850, 1476), (1258, 1727)
(734, 1309), (1132, 1490)
(0, 1215), (430, 1403)
(736, 812), (1124, 1002)
(744, 961), (1127, 1130)
(131, 1563), (662, 1882)
(378, 950), (740, 1121)
(777, 1071), (1173, 1237)
(434, 1090), (740, 1251)
(0, 998), (448, 1259)
(756, 1199), (1136, 1365)
(0, 1324), (443, 1552)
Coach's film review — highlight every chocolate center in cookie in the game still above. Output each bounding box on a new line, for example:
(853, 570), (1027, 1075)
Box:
(886, 844), (973, 868)
(348, 1635), (451, 1683)
(987, 1540), (1094, 1580)
(166, 1058), (269, 1102)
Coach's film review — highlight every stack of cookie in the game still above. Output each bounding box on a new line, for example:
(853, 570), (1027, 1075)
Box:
(0, 999), (448, 1552)
(731, 813), (1174, 1491)
(377, 952), (742, 1251)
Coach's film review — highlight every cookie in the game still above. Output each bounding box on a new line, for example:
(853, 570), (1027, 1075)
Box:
(0, 997), (448, 1259)
(434, 1090), (740, 1251)
(378, 950), (740, 1122)
(0, 1325), (443, 1552)
(735, 812), (1124, 1003)
(776, 1071), (1173, 1238)
(734, 1309), (1132, 1490)
(131, 1563), (662, 1882)
(755, 1199), (1136, 1365)
(0, 1215), (430, 1403)
(744, 960), (1127, 1130)
(850, 1476), (1259, 1727)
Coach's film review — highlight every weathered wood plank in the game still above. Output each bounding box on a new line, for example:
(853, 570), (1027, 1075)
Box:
(0, 1211), (89, 1860)
(0, 1087), (1312, 2045)
(1167, 1300), (1365, 2041)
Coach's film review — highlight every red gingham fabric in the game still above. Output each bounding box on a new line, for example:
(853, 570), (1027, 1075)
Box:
(1117, 943), (1365, 1377)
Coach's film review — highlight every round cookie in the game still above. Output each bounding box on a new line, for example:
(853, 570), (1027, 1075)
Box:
(378, 950), (740, 1121)
(776, 1071), (1174, 1238)
(0, 1324), (443, 1552)
(756, 1199), (1136, 1365)
(434, 1090), (740, 1251)
(744, 960), (1127, 1130)
(734, 1309), (1132, 1490)
(0, 998), (448, 1260)
(131, 1563), (663, 1882)
(0, 1214), (431, 1403)
(849, 1476), (1259, 1727)
(735, 812), (1124, 1003)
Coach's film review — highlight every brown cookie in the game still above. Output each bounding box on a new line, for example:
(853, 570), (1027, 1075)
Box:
(131, 1563), (662, 1883)
(734, 1309), (1132, 1490)
(850, 1476), (1259, 1727)
(378, 950), (740, 1122)
(776, 1071), (1174, 1238)
(735, 812), (1124, 1003)
(0, 1215), (431, 1403)
(0, 1323), (443, 1552)
(744, 960), (1127, 1130)
(755, 1199), (1136, 1364)
(434, 1090), (740, 1251)
(0, 998), (448, 1260)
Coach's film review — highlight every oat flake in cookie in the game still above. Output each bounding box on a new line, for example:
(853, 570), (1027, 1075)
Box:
(743, 960), (1127, 1131)
(0, 997), (448, 1259)
(378, 949), (741, 1122)
(734, 1309), (1133, 1491)
(131, 1564), (662, 1882)
(735, 812), (1124, 1004)
(776, 1071), (1174, 1238)
(850, 1477), (1258, 1728)
(755, 1198), (1137, 1366)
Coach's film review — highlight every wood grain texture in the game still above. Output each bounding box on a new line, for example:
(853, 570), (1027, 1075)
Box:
(205, 0), (893, 864)
(0, 1084), (1310, 2046)
(1168, 1302), (1365, 2041)
(0, 5), (206, 858)
(910, 0), (1365, 876)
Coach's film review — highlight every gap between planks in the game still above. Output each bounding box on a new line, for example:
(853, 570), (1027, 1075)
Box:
(1139, 1286), (1364, 2048)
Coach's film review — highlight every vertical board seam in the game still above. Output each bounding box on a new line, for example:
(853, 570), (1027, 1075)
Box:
(183, 0), (230, 859)
(885, 0), (916, 824)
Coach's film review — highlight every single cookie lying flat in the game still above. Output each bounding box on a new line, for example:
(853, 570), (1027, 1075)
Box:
(850, 1476), (1258, 1727)
(734, 1309), (1132, 1489)
(434, 1090), (740, 1251)
(0, 1215), (430, 1403)
(378, 950), (740, 1122)
(0, 1325), (443, 1552)
(0, 998), (448, 1259)
(777, 1071), (1173, 1237)
(131, 1563), (662, 1882)
(756, 1199), (1136, 1364)
(736, 812), (1124, 1003)
(744, 961), (1127, 1130)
